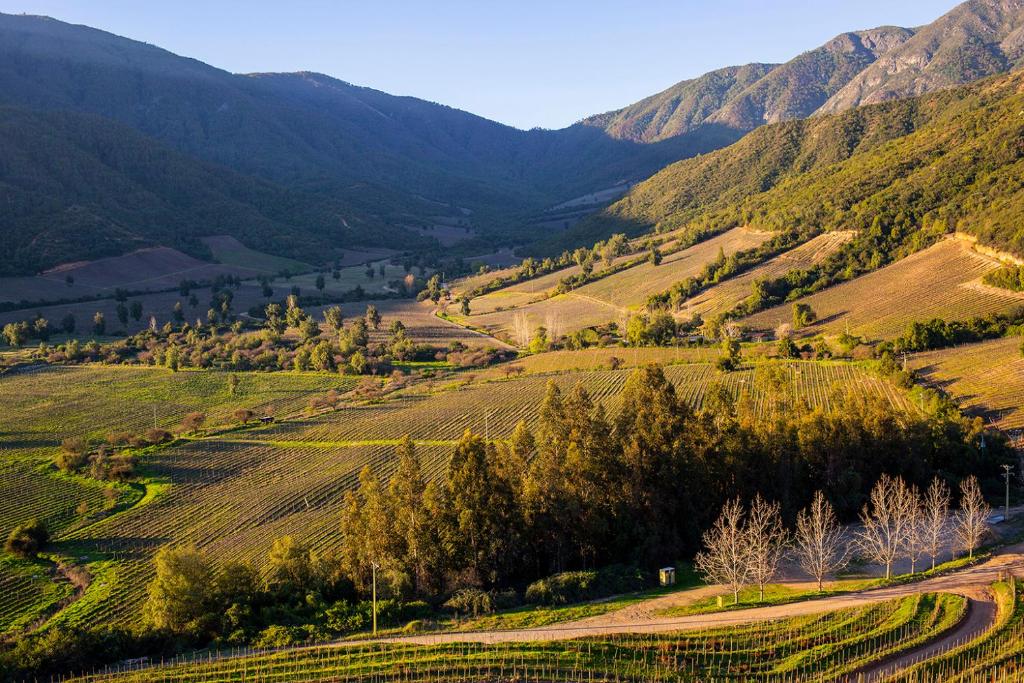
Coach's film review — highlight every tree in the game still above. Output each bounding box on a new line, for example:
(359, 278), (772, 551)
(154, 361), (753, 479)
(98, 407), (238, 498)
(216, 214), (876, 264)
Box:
(144, 545), (214, 632)
(2, 322), (28, 347)
(461, 297), (471, 316)
(227, 373), (240, 396)
(648, 245), (662, 266)
(324, 306), (344, 333)
(55, 437), (89, 473)
(855, 475), (914, 579)
(349, 350), (367, 375)
(5, 519), (48, 558)
(116, 302), (129, 327)
(299, 317), (321, 343)
(905, 485), (927, 574)
(695, 499), (751, 604)
(389, 436), (429, 592)
(792, 302), (816, 329)
(745, 495), (789, 601)
(310, 341), (337, 372)
(232, 408), (255, 425)
(130, 301), (143, 322)
(954, 476), (990, 559)
(268, 536), (314, 591)
(794, 491), (849, 591)
(172, 301), (185, 323)
(315, 274), (326, 293)
(180, 412), (206, 434)
(92, 312), (106, 336)
(776, 336), (800, 359)
(365, 305), (381, 331)
(922, 477), (951, 571)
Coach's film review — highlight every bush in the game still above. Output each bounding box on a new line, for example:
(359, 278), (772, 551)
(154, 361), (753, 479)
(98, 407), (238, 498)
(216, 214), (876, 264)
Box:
(525, 565), (648, 606)
(443, 588), (499, 617)
(5, 518), (49, 558)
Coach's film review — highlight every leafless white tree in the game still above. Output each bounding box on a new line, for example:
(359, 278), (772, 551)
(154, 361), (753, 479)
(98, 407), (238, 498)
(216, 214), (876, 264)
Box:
(922, 477), (951, 571)
(512, 311), (531, 348)
(745, 495), (790, 601)
(954, 476), (991, 559)
(905, 485), (926, 574)
(695, 498), (751, 604)
(544, 311), (562, 344)
(794, 491), (849, 591)
(855, 474), (914, 580)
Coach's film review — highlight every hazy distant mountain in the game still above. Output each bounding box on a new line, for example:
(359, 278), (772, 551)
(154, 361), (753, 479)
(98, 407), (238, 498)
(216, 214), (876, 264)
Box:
(817, 0), (1024, 114)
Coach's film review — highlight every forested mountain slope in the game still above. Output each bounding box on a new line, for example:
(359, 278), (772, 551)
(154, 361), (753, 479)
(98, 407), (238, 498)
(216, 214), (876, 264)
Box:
(0, 107), (420, 274)
(559, 70), (1024, 260)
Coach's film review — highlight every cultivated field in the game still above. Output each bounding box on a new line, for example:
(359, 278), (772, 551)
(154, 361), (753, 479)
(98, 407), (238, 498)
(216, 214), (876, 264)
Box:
(681, 231), (854, 321)
(71, 594), (963, 682)
(742, 239), (1024, 341)
(458, 227), (772, 341)
(0, 247), (257, 304)
(909, 336), (1024, 431)
(0, 359), (910, 633)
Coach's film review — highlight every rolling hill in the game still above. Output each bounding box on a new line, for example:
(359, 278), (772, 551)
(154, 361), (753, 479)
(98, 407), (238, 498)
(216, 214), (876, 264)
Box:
(0, 106), (421, 274)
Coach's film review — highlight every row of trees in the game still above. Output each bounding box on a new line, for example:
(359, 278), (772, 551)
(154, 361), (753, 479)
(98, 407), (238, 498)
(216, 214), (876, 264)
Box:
(697, 475), (992, 603)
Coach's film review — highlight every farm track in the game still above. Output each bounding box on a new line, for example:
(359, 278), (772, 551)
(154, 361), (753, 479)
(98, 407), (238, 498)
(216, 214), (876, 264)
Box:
(848, 597), (997, 682)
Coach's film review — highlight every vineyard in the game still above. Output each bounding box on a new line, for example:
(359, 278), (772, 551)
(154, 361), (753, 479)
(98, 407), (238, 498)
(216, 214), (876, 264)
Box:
(456, 227), (772, 340)
(892, 580), (1023, 683)
(69, 594), (965, 682)
(0, 555), (73, 633)
(908, 337), (1024, 431)
(742, 239), (1024, 341)
(681, 231), (854, 322)
(0, 359), (912, 635)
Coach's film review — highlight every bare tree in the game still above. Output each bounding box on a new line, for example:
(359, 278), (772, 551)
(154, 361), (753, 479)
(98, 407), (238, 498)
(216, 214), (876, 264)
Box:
(544, 311), (563, 344)
(905, 485), (926, 574)
(922, 478), (951, 571)
(745, 495), (790, 601)
(954, 476), (991, 559)
(512, 311), (531, 348)
(794, 491), (849, 591)
(695, 499), (751, 604)
(855, 474), (914, 580)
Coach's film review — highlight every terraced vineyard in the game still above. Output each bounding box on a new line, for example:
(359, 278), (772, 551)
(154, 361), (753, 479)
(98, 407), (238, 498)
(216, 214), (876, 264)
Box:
(743, 239), (1024, 341)
(892, 581), (1023, 683)
(457, 227), (772, 341)
(681, 231), (854, 322)
(909, 337), (1024, 431)
(71, 594), (965, 682)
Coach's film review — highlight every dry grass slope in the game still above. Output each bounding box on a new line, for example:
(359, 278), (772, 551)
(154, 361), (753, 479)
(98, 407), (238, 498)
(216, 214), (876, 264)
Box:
(743, 239), (1024, 340)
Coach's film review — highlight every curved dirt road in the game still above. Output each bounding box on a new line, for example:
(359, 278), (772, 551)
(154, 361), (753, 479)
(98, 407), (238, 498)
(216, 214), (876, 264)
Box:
(346, 545), (1022, 647)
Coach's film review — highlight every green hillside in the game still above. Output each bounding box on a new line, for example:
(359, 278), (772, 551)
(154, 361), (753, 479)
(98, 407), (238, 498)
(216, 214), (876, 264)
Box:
(0, 107), (428, 274)
(554, 70), (1024, 274)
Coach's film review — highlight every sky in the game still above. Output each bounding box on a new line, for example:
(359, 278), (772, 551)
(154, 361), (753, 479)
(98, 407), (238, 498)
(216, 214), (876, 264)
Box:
(2, 0), (958, 130)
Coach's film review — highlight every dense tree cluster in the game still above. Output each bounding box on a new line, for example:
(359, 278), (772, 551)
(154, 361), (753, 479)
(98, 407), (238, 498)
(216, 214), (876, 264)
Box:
(337, 366), (1010, 601)
(887, 309), (1024, 353)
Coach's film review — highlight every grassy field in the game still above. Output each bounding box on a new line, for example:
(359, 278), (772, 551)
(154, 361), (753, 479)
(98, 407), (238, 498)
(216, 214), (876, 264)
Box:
(200, 236), (312, 274)
(908, 336), (1024, 430)
(0, 555), (74, 634)
(742, 239), (1024, 341)
(455, 227), (772, 341)
(681, 231), (854, 322)
(69, 594), (965, 682)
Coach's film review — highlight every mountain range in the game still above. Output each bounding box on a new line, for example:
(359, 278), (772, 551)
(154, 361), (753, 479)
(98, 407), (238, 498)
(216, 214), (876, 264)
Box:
(0, 0), (1023, 274)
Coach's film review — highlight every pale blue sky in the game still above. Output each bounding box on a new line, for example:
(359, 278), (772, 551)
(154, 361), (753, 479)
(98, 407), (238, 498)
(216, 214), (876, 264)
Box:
(2, 0), (958, 129)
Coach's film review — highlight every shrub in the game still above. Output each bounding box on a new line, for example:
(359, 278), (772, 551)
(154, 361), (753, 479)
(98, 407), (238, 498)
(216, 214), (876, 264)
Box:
(525, 565), (647, 606)
(5, 519), (49, 558)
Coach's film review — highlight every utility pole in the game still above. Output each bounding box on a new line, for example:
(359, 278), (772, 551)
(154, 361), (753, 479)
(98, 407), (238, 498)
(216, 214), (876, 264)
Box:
(1002, 463), (1014, 522)
(371, 561), (379, 635)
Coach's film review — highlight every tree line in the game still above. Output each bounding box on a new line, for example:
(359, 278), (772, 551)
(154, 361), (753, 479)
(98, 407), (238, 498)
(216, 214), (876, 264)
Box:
(697, 474), (991, 604)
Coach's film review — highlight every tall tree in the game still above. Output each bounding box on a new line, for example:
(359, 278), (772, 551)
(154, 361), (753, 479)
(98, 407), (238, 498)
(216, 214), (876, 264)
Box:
(855, 474), (914, 579)
(922, 477), (951, 571)
(794, 491), (848, 591)
(389, 436), (429, 593)
(695, 499), (750, 604)
(954, 476), (990, 559)
(745, 495), (789, 601)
